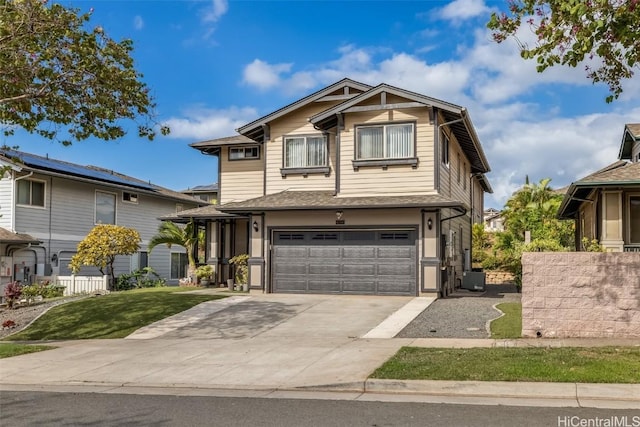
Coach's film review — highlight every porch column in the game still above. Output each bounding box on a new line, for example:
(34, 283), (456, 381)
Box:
(600, 191), (624, 252)
(248, 214), (265, 290)
(420, 210), (439, 295)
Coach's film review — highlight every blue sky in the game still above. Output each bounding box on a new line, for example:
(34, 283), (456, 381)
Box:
(7, 0), (640, 208)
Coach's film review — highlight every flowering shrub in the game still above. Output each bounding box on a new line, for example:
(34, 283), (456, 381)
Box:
(2, 319), (16, 328)
(21, 280), (65, 300)
(4, 282), (22, 309)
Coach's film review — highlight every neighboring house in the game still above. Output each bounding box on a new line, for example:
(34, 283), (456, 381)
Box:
(0, 149), (203, 292)
(176, 79), (492, 297)
(558, 123), (640, 252)
(483, 208), (503, 232)
(181, 183), (219, 204)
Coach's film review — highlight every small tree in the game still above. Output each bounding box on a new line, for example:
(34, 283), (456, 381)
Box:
(0, 0), (169, 145)
(70, 224), (141, 290)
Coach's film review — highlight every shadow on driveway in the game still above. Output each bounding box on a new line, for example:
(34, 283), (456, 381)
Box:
(161, 301), (300, 340)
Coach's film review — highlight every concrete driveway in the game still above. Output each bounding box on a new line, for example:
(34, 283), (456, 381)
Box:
(0, 293), (430, 391)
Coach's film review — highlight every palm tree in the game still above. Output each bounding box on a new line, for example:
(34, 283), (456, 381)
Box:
(148, 220), (199, 279)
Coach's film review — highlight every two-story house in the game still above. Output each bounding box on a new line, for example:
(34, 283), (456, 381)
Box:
(177, 79), (492, 297)
(0, 149), (203, 291)
(558, 123), (640, 252)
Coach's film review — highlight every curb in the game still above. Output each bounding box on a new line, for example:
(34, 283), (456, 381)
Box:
(363, 379), (640, 408)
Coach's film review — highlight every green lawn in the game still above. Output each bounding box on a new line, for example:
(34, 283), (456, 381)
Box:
(0, 343), (54, 358)
(371, 346), (640, 383)
(490, 302), (522, 339)
(6, 288), (225, 340)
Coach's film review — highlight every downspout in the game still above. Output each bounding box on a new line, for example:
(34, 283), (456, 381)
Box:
(13, 171), (34, 232)
(469, 173), (482, 269)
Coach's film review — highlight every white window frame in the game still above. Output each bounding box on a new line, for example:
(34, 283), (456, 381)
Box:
(283, 134), (328, 168)
(15, 178), (46, 208)
(170, 251), (188, 279)
(95, 190), (117, 225)
(355, 123), (415, 160)
(441, 134), (450, 167)
(229, 145), (260, 160)
(122, 191), (138, 204)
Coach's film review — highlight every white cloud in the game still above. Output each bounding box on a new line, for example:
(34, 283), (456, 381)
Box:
(133, 15), (144, 30)
(163, 106), (258, 140)
(235, 16), (640, 208)
(436, 0), (490, 21)
(242, 59), (293, 91)
(202, 0), (228, 23)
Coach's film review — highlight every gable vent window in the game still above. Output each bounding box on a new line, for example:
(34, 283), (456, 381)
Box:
(229, 145), (259, 160)
(123, 192), (138, 204)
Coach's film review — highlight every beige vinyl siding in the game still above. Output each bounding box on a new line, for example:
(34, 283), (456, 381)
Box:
(438, 123), (471, 206)
(633, 140), (640, 162)
(266, 103), (338, 194)
(339, 108), (435, 196)
(220, 146), (264, 204)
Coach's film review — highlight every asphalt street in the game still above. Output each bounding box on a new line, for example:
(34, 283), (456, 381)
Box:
(2, 391), (639, 427)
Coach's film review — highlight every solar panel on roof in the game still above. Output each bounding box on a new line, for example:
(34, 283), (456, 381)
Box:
(2, 150), (156, 191)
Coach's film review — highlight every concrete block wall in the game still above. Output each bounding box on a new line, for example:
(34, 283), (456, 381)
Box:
(522, 252), (640, 338)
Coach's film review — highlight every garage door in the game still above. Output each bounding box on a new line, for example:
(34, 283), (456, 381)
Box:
(272, 229), (416, 296)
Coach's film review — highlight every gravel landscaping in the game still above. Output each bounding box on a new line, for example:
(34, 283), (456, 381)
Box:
(397, 284), (521, 338)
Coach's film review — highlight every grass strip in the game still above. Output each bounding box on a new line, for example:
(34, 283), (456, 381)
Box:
(490, 302), (522, 339)
(0, 342), (54, 358)
(6, 287), (224, 340)
(371, 346), (640, 383)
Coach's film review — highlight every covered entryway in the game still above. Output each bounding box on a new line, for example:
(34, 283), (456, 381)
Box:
(271, 229), (417, 296)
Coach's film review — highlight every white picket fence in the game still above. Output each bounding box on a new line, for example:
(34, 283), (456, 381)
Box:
(54, 275), (109, 296)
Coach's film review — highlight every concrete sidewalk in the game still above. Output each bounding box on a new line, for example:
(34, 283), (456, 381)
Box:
(1, 293), (638, 409)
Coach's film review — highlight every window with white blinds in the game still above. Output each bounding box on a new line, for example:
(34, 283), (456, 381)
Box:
(284, 135), (327, 168)
(356, 123), (414, 160)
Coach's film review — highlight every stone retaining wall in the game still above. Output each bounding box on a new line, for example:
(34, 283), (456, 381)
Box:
(485, 270), (514, 285)
(521, 252), (640, 338)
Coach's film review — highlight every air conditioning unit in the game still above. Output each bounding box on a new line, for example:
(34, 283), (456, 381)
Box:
(462, 271), (486, 291)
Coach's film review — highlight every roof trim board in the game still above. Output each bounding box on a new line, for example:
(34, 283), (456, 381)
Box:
(237, 78), (372, 141)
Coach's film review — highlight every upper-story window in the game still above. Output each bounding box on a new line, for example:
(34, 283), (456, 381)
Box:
(229, 145), (259, 160)
(356, 123), (414, 160)
(441, 135), (450, 166)
(16, 179), (45, 207)
(284, 135), (327, 168)
(122, 191), (138, 204)
(95, 191), (116, 224)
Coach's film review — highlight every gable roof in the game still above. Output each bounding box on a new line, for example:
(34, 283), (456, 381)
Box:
(237, 78), (372, 142)
(618, 123), (640, 160)
(0, 227), (40, 244)
(181, 183), (219, 193)
(558, 161), (640, 218)
(189, 134), (255, 152)
(0, 149), (205, 205)
(309, 83), (490, 174)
